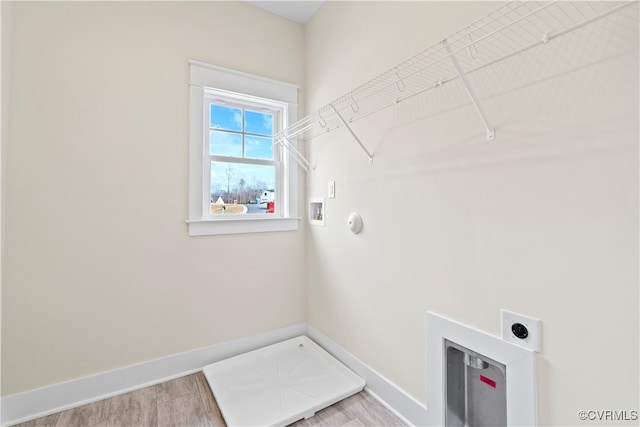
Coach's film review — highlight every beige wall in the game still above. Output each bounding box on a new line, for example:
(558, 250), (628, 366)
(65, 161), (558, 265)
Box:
(1, 0), (14, 413)
(2, 1), (305, 395)
(304, 2), (638, 426)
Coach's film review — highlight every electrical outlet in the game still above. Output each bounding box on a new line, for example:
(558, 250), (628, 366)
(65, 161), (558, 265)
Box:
(501, 309), (541, 352)
(328, 181), (335, 199)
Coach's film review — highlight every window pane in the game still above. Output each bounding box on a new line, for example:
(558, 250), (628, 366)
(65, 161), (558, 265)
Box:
(244, 135), (273, 160)
(210, 104), (242, 132)
(245, 110), (273, 136)
(210, 162), (275, 215)
(210, 130), (242, 157)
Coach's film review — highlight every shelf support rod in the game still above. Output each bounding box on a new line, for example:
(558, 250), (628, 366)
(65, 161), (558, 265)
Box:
(443, 38), (495, 141)
(278, 135), (314, 172)
(330, 104), (374, 164)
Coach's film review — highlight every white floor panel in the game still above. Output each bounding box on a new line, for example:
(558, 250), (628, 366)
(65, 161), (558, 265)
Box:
(203, 336), (366, 427)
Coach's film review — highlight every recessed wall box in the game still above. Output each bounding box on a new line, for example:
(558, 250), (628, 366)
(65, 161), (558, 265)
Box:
(309, 198), (325, 226)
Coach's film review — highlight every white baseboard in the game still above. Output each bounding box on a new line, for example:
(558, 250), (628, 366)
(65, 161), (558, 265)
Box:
(2, 323), (428, 427)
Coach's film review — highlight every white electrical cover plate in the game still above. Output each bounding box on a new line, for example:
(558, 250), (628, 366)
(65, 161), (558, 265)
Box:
(501, 309), (541, 352)
(203, 336), (365, 427)
(328, 181), (335, 199)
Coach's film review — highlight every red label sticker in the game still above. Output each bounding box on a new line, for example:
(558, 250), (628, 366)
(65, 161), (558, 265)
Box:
(480, 375), (496, 388)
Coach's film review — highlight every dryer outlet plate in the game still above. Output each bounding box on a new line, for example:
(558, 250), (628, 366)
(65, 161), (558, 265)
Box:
(501, 309), (540, 352)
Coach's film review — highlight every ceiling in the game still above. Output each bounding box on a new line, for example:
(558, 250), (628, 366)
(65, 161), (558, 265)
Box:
(243, 1), (325, 25)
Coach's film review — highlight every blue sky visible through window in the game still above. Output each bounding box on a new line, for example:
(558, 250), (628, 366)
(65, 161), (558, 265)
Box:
(210, 104), (242, 132)
(209, 104), (274, 160)
(244, 110), (272, 135)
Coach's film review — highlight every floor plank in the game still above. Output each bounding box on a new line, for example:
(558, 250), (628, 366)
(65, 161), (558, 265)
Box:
(13, 373), (406, 427)
(156, 374), (200, 403)
(339, 392), (406, 427)
(106, 385), (158, 427)
(291, 392), (406, 427)
(195, 372), (226, 427)
(54, 398), (110, 427)
(157, 393), (211, 427)
(339, 419), (368, 427)
(11, 413), (60, 427)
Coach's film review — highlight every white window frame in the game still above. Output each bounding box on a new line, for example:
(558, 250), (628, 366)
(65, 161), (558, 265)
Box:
(188, 61), (299, 236)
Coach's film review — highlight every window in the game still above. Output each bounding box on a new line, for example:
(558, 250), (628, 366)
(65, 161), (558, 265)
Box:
(188, 61), (299, 236)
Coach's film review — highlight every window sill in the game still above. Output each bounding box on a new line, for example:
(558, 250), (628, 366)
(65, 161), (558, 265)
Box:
(187, 217), (300, 236)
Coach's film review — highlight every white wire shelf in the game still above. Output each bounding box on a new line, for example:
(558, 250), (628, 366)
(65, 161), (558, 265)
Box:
(274, 0), (639, 171)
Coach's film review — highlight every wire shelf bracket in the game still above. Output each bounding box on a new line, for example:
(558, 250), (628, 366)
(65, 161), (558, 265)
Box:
(443, 38), (495, 141)
(277, 134), (314, 172)
(330, 104), (374, 164)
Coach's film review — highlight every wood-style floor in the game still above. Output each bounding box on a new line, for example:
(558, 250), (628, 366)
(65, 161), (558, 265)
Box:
(14, 372), (407, 427)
